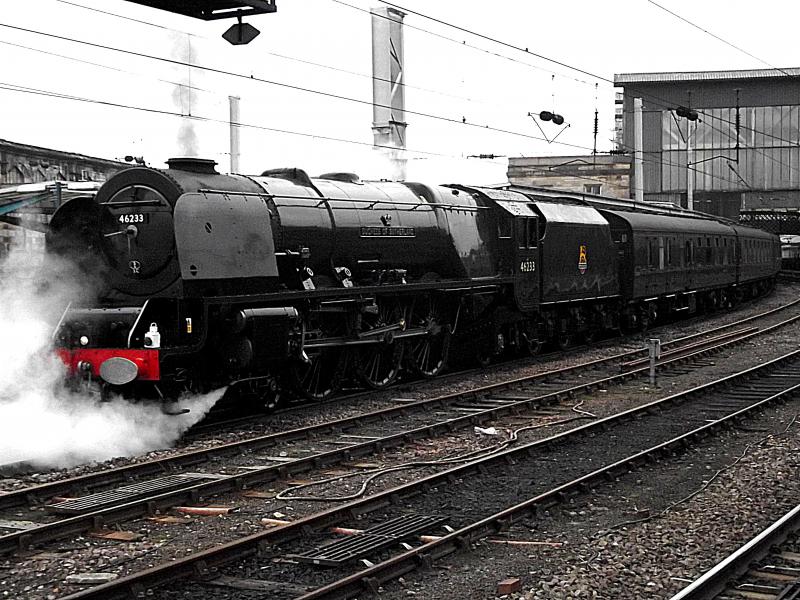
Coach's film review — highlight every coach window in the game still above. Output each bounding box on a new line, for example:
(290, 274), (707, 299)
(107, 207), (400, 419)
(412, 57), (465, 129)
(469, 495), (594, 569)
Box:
(658, 237), (665, 270)
(685, 240), (692, 264)
(636, 242), (646, 270)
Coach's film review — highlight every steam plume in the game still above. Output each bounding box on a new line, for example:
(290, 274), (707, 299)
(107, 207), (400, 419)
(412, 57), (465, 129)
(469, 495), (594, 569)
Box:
(170, 33), (199, 157)
(0, 245), (221, 470)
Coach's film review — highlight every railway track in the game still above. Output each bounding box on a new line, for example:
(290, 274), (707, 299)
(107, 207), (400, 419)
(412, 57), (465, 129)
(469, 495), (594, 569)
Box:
(53, 343), (800, 599)
(0, 310), (791, 553)
(0, 300), (795, 593)
(187, 292), (800, 437)
(670, 502), (800, 600)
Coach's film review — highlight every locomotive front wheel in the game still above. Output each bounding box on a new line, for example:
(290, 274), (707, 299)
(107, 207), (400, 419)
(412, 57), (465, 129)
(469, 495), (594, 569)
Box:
(291, 349), (347, 401)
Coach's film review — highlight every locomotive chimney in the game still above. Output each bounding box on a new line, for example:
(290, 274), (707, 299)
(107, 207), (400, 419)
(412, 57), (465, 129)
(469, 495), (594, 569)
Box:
(166, 157), (219, 174)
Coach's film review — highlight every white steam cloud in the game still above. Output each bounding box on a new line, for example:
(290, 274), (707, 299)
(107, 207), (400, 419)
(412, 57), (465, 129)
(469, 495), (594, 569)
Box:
(171, 33), (199, 157)
(0, 246), (222, 470)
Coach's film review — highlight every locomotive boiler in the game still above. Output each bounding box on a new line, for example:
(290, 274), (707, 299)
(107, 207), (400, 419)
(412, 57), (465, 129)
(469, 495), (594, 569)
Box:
(48, 158), (781, 409)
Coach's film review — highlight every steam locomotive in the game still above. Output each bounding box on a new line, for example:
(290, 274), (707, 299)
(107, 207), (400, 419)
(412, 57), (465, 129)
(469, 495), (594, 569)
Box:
(48, 158), (780, 409)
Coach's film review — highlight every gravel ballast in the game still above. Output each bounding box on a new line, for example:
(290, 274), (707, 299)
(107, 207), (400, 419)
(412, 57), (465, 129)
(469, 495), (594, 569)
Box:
(3, 286), (800, 599)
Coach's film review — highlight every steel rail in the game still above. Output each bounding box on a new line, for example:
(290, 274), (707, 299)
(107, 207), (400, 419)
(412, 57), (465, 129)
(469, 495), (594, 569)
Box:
(4, 299), (790, 511)
(669, 502), (800, 600)
(56, 347), (800, 600)
(299, 374), (800, 600)
(1, 309), (798, 557)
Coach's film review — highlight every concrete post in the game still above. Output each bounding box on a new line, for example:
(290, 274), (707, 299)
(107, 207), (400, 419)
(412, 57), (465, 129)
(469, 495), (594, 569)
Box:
(648, 338), (661, 387)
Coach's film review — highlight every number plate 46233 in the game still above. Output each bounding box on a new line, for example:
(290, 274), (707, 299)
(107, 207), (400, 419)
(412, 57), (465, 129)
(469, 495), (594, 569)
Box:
(118, 214), (147, 224)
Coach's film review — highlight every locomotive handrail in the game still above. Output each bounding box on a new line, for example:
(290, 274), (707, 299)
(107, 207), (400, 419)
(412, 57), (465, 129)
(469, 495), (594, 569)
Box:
(196, 188), (488, 212)
(51, 301), (72, 342)
(99, 200), (162, 207)
(126, 299), (149, 349)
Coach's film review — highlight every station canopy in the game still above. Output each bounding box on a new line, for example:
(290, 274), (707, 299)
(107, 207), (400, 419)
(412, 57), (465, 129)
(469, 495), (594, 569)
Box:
(0, 181), (100, 231)
(122, 0), (276, 20)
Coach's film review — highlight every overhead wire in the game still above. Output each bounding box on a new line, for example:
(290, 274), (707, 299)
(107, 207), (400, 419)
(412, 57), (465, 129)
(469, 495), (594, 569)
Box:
(49, 0), (560, 125)
(375, 0), (607, 86)
(645, 0), (794, 77)
(43, 0), (800, 160)
(20, 0), (800, 187)
(53, 0), (196, 35)
(0, 81), (507, 163)
(0, 38), (214, 96)
(626, 106), (800, 149)
(640, 0), (800, 164)
(700, 118), (797, 174)
(636, 107), (800, 186)
(336, 1), (800, 193)
(365, 0), (800, 190)
(371, 0), (800, 155)
(330, 0), (597, 88)
(0, 21), (591, 154)
(46, 0), (795, 165)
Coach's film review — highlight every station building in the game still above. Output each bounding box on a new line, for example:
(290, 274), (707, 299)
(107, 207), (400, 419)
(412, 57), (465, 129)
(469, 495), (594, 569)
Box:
(0, 139), (124, 255)
(614, 68), (800, 219)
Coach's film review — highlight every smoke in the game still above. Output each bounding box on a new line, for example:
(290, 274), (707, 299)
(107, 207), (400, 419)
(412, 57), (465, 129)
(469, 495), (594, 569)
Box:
(0, 246), (222, 470)
(175, 113), (199, 158)
(170, 33), (199, 157)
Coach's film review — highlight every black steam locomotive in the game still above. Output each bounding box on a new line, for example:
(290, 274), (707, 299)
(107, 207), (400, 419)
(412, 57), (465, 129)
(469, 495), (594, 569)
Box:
(48, 158), (780, 408)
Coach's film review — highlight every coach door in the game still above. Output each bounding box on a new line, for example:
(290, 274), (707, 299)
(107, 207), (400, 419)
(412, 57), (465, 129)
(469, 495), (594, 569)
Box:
(514, 215), (540, 310)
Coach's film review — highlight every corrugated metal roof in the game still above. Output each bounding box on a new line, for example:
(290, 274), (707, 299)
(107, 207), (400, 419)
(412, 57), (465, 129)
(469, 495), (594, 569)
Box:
(614, 68), (800, 85)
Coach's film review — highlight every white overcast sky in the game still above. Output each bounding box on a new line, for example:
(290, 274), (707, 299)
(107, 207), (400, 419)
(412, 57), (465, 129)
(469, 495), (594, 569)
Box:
(0, 0), (797, 184)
